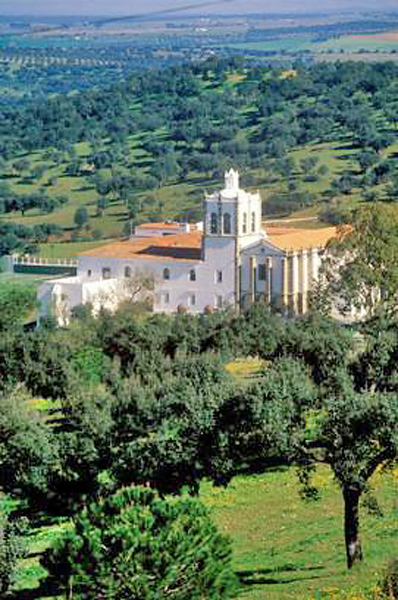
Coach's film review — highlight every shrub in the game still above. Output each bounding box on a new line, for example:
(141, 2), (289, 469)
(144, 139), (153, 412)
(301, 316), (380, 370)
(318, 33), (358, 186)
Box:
(0, 512), (28, 595)
(43, 485), (237, 600)
(92, 228), (103, 240)
(381, 558), (398, 599)
(319, 207), (352, 225)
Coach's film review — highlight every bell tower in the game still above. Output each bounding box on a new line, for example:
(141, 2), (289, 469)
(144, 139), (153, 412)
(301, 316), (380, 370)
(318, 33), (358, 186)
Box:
(204, 169), (238, 241)
(203, 169), (263, 251)
(202, 170), (264, 309)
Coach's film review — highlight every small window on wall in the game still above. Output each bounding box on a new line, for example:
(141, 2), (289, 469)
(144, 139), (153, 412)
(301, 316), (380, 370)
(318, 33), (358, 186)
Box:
(189, 269), (196, 282)
(102, 267), (111, 279)
(163, 268), (170, 280)
(216, 270), (223, 283)
(251, 211), (256, 233)
(163, 292), (170, 305)
(242, 212), (248, 234)
(188, 294), (196, 307)
(258, 264), (267, 281)
(87, 269), (92, 277)
(210, 213), (218, 234)
(216, 295), (223, 309)
(124, 266), (131, 278)
(223, 212), (232, 234)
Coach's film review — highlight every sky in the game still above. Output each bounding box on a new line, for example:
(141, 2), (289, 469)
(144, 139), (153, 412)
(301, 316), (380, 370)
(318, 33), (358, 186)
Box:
(1, 0), (398, 16)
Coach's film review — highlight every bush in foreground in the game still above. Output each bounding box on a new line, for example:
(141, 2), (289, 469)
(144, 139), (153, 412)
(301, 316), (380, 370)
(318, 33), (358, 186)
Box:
(43, 485), (237, 600)
(0, 512), (28, 595)
(381, 558), (398, 599)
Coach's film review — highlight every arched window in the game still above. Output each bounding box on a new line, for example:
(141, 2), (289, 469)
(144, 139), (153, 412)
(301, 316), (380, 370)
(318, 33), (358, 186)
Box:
(189, 269), (196, 282)
(223, 212), (232, 234)
(163, 268), (170, 280)
(251, 211), (256, 233)
(242, 212), (248, 234)
(210, 212), (218, 234)
(124, 266), (131, 278)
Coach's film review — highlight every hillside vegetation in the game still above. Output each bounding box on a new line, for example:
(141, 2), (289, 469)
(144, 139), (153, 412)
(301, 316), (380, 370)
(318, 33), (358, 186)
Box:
(2, 60), (398, 256)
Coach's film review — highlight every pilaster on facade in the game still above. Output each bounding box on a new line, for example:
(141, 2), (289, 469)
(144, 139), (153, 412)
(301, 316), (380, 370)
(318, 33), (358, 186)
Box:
(290, 251), (299, 315)
(300, 249), (309, 314)
(249, 256), (257, 304)
(266, 257), (273, 304)
(282, 255), (289, 311)
(310, 247), (320, 282)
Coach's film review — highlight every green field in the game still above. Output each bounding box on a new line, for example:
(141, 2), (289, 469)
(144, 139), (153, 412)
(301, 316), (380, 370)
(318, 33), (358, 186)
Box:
(36, 239), (111, 259)
(0, 271), (50, 286)
(0, 138), (207, 246)
(0, 136), (357, 260)
(229, 32), (398, 55)
(229, 36), (315, 54)
(204, 467), (398, 600)
(316, 35), (398, 54)
(13, 466), (398, 600)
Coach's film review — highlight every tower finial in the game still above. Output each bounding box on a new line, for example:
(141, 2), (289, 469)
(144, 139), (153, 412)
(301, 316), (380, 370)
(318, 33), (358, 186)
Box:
(225, 169), (239, 191)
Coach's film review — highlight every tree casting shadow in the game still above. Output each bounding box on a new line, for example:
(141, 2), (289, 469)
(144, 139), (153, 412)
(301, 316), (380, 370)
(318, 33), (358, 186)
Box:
(237, 564), (324, 586)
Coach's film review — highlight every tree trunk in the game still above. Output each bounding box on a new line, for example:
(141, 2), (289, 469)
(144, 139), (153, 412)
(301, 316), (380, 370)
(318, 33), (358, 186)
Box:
(343, 487), (363, 568)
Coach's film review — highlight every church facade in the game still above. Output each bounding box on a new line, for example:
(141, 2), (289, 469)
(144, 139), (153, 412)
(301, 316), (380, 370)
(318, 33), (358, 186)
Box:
(38, 170), (337, 323)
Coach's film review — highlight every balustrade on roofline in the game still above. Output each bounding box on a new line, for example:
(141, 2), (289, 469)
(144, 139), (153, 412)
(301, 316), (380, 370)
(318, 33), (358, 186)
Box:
(10, 254), (77, 267)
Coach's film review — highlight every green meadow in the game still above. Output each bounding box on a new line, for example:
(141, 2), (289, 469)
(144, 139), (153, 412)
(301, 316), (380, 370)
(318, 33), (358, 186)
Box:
(2, 64), (398, 262)
(12, 466), (398, 600)
(229, 33), (398, 56)
(206, 468), (397, 600)
(0, 136), (362, 259)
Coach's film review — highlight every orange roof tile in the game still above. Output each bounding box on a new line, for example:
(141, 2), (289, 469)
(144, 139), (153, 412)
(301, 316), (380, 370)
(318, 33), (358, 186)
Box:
(266, 227), (337, 251)
(139, 222), (182, 230)
(80, 233), (203, 261)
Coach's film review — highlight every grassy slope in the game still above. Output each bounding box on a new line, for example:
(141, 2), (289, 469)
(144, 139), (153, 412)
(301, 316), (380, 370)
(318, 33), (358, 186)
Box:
(2, 71), (398, 259)
(36, 239), (111, 259)
(14, 466), (398, 600)
(0, 136), (352, 259)
(203, 467), (398, 600)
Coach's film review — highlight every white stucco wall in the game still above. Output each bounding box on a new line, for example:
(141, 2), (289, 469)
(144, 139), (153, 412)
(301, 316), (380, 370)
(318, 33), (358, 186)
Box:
(38, 171), (332, 323)
(134, 223), (190, 237)
(76, 236), (237, 314)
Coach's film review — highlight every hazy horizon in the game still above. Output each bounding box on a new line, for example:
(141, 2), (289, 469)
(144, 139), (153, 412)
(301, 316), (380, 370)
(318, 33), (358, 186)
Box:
(1, 0), (398, 17)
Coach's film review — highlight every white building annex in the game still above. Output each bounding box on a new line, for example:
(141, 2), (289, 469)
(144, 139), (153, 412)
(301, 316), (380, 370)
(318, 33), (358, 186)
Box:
(38, 170), (337, 324)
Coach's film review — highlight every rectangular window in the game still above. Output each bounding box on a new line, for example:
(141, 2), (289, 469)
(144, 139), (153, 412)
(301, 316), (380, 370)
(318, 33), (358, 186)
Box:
(215, 295), (223, 309)
(188, 294), (196, 307)
(163, 292), (170, 305)
(258, 264), (267, 281)
(102, 267), (111, 279)
(87, 269), (92, 277)
(215, 270), (223, 283)
(251, 211), (256, 233)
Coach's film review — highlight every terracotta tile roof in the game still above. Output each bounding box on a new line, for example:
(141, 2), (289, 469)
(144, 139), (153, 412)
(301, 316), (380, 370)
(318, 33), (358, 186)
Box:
(139, 222), (182, 230)
(266, 227), (337, 251)
(79, 233), (203, 261)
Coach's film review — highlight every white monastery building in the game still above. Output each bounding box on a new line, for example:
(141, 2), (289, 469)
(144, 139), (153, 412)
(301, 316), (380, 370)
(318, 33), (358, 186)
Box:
(38, 170), (337, 323)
